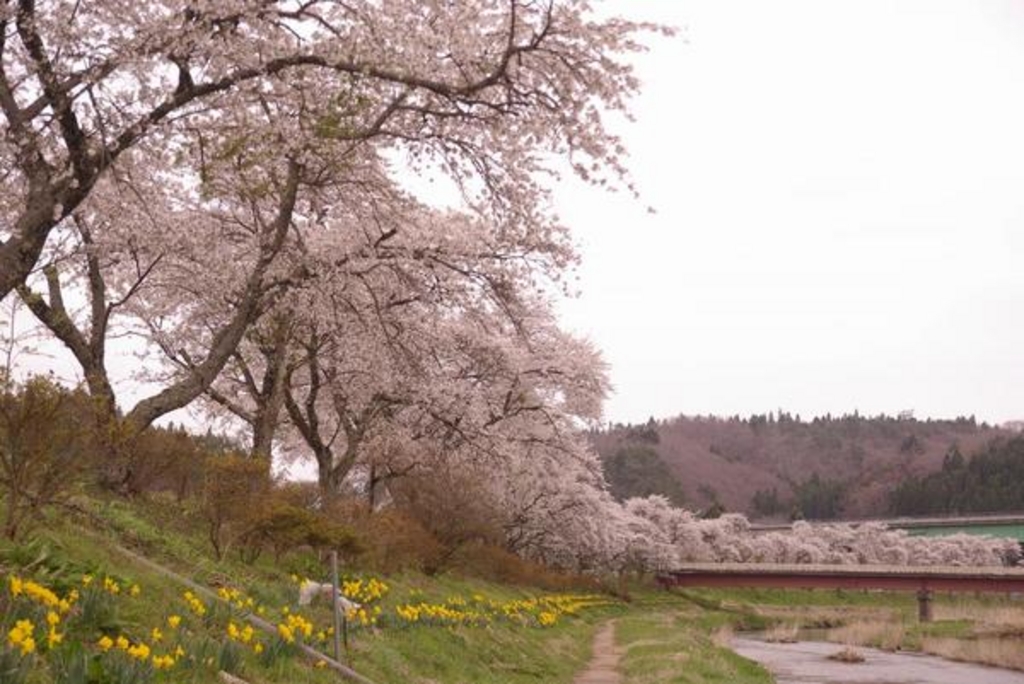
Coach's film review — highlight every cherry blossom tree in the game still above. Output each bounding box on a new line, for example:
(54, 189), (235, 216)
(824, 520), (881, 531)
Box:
(173, 176), (603, 488)
(3, 1), (665, 500)
(268, 282), (607, 500)
(0, 0), (660, 301)
(16, 145), (305, 428)
(623, 499), (1021, 570)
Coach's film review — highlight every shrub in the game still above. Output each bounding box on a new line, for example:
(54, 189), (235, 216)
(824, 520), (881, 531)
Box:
(201, 454), (270, 560)
(238, 501), (359, 563)
(0, 378), (95, 539)
(328, 501), (444, 574)
(390, 467), (503, 574)
(123, 428), (203, 500)
(450, 542), (598, 591)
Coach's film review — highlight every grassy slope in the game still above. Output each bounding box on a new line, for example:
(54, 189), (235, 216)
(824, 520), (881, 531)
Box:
(615, 594), (773, 684)
(1, 494), (781, 684)
(17, 493), (1015, 683)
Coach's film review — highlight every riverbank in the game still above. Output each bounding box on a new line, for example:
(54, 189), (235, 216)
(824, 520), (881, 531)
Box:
(743, 588), (1024, 672)
(733, 636), (1024, 684)
(0, 491), (783, 684)
(7, 489), (1022, 683)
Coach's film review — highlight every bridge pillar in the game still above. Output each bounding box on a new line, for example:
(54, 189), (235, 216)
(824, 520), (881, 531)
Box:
(917, 588), (933, 622)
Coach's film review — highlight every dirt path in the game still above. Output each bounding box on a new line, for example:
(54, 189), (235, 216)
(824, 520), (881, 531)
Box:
(574, 621), (623, 684)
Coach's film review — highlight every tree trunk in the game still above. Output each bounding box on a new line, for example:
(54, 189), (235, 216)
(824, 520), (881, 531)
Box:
(250, 316), (292, 460)
(317, 456), (335, 503)
(124, 161), (300, 432)
(0, 197), (59, 302)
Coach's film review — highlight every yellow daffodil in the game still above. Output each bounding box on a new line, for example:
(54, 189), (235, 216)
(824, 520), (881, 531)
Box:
(152, 654), (175, 669)
(23, 580), (59, 607)
(127, 642), (151, 660)
(8, 620), (34, 654)
(15, 637), (35, 655)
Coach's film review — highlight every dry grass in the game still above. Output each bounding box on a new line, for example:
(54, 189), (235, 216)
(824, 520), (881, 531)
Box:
(762, 623), (799, 643)
(829, 619), (905, 651)
(921, 637), (1024, 671)
(827, 647), (866, 663)
(711, 624), (734, 648)
(817, 603), (1024, 671)
(754, 604), (898, 629)
(933, 600), (1024, 634)
(733, 594), (1024, 673)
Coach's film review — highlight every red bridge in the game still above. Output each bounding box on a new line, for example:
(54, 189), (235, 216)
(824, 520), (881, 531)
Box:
(656, 563), (1024, 621)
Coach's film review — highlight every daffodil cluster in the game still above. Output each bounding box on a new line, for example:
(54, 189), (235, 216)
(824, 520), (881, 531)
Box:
(97, 632), (183, 670)
(102, 577), (120, 595)
(394, 601), (489, 627)
(182, 590), (207, 617)
(7, 620), (36, 655)
(6, 575), (78, 654)
(344, 605), (382, 627)
(44, 611), (63, 648)
(538, 611), (558, 627)
(341, 577), (390, 604)
(394, 592), (611, 629)
(276, 613), (313, 644)
(3, 571), (353, 680)
(8, 576), (74, 613)
(217, 586), (259, 612)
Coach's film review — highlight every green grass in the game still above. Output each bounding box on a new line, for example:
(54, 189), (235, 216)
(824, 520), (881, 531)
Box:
(0, 495), (625, 683)
(13, 493), (1013, 683)
(352, 614), (604, 683)
(913, 619), (974, 640)
(615, 609), (772, 684)
(677, 586), (918, 610)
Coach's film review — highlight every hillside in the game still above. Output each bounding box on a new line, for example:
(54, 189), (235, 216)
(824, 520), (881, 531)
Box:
(592, 413), (1008, 519)
(0, 489), (788, 684)
(891, 435), (1024, 515)
(0, 491), (620, 684)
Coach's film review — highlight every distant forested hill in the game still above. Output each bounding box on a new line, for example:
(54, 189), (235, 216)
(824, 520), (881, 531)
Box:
(890, 435), (1024, 515)
(592, 413), (1011, 520)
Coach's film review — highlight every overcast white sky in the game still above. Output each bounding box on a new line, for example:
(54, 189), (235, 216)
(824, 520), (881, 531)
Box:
(556, 0), (1024, 426)
(9, 1), (1024, 432)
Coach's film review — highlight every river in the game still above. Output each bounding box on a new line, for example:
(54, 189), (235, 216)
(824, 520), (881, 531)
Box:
(732, 636), (1024, 684)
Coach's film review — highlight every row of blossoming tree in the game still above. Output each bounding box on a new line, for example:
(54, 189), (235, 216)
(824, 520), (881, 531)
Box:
(0, 1), (1015, 575)
(0, 2), (650, 498)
